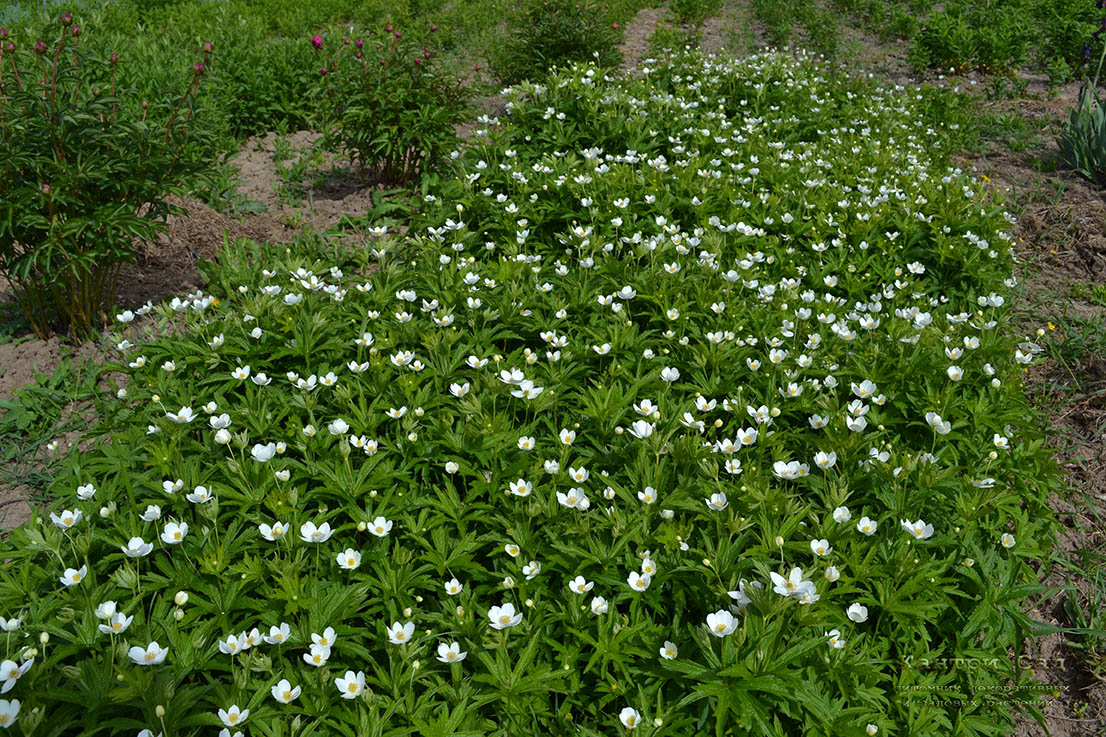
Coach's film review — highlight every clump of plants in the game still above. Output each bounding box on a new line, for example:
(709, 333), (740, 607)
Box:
(1058, 7), (1106, 186)
(313, 24), (470, 187)
(491, 0), (624, 84)
(0, 15), (214, 340)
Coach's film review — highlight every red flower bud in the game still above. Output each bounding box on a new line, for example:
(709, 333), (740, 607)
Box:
(320, 67), (328, 75)
(41, 184), (52, 195)
(385, 23), (393, 32)
(203, 41), (214, 53)
(355, 39), (363, 48)
(193, 61), (205, 75)
(430, 24), (438, 31)
(395, 30), (402, 38)
(0, 28), (7, 40)
(414, 56), (421, 64)
(34, 41), (47, 54)
(71, 25), (81, 37)
(60, 12), (73, 26)
(110, 53), (118, 63)
(311, 34), (323, 49)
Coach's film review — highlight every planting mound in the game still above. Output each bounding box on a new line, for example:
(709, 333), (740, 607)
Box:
(0, 50), (1059, 737)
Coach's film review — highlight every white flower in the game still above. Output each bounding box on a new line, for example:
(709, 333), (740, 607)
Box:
(706, 610), (738, 637)
(901, 519), (934, 540)
(303, 644), (331, 667)
(508, 479), (532, 497)
(705, 492), (728, 511)
(161, 521), (188, 545)
(251, 443), (277, 462)
(770, 567), (814, 597)
(335, 670), (365, 699)
(590, 596), (609, 615)
(217, 705), (248, 728)
(810, 539), (832, 556)
(270, 679), (301, 704)
(49, 509), (82, 529)
(259, 521), (287, 541)
(846, 603), (869, 623)
(299, 521), (333, 543)
(1001, 533), (1016, 549)
(0, 699), (19, 729)
(488, 603), (522, 630)
(832, 506), (851, 523)
(436, 642), (467, 663)
(122, 537), (153, 558)
(522, 561), (541, 580)
(660, 366), (680, 382)
(659, 640), (678, 660)
(856, 516), (877, 535)
(387, 621), (415, 645)
(165, 406), (195, 424)
(128, 642), (169, 666)
(368, 516), (393, 537)
(637, 486), (657, 504)
(337, 549), (362, 570)
(264, 623), (291, 645)
(444, 578), (463, 595)
(568, 576), (594, 594)
(826, 629), (844, 649)
(328, 418), (350, 435)
(627, 571), (651, 591)
(628, 420), (655, 439)
(619, 707), (642, 729)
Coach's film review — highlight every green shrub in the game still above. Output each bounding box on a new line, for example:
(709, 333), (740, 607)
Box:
(313, 24), (470, 187)
(491, 0), (624, 84)
(670, 0), (721, 26)
(0, 16), (214, 339)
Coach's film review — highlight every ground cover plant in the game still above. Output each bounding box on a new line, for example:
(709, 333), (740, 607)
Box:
(0, 49), (1062, 736)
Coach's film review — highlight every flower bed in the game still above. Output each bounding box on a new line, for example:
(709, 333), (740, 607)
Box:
(0, 50), (1059, 736)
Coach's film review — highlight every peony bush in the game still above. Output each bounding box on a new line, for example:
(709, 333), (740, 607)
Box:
(0, 50), (1059, 736)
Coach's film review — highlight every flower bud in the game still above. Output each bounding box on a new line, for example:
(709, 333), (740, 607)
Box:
(774, 535), (785, 547)
(39, 631), (50, 644)
(0, 28), (7, 40)
(867, 725), (878, 736)
(60, 12), (73, 26)
(174, 590), (189, 606)
(71, 26), (81, 37)
(403, 607), (412, 617)
(173, 608), (184, 621)
(155, 705), (166, 718)
(203, 41), (214, 53)
(311, 34), (323, 49)
(110, 53), (118, 64)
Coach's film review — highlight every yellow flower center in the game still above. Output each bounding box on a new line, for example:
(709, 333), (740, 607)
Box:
(348, 683), (357, 692)
(229, 714), (239, 723)
(499, 616), (510, 624)
(145, 652), (155, 661)
(716, 624), (726, 632)
(283, 690), (292, 701)
(173, 532), (182, 540)
(0, 715), (9, 724)
(627, 716), (637, 726)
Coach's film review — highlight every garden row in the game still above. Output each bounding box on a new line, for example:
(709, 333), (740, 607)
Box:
(0, 49), (1061, 736)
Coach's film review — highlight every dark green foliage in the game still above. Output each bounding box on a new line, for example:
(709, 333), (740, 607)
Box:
(491, 0), (625, 84)
(315, 25), (471, 186)
(0, 16), (214, 339)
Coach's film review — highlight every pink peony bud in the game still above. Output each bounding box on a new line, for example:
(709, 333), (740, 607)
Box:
(385, 23), (393, 32)
(193, 62), (205, 75)
(0, 28), (7, 40)
(414, 56), (421, 64)
(61, 12), (73, 26)
(395, 30), (402, 38)
(35, 41), (47, 54)
(41, 184), (52, 195)
(311, 34), (323, 49)
(430, 24), (438, 31)
(355, 39), (363, 48)
(320, 67), (328, 75)
(110, 53), (118, 63)
(203, 41), (214, 53)
(71, 25), (81, 37)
